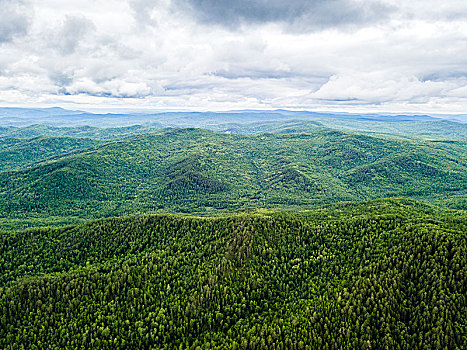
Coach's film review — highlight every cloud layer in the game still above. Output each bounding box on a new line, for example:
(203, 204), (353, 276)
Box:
(0, 0), (466, 113)
(0, 0), (32, 43)
(173, 0), (394, 30)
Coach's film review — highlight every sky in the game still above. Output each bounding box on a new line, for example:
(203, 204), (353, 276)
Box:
(1, 0), (467, 113)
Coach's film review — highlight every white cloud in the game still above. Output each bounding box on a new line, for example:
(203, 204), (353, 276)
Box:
(0, 0), (466, 113)
(312, 72), (448, 103)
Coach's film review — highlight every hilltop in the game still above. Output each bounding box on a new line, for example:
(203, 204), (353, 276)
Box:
(0, 128), (465, 230)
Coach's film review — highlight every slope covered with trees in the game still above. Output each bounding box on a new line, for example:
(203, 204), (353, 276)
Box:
(0, 198), (465, 349)
(0, 124), (163, 140)
(0, 121), (465, 348)
(0, 128), (465, 230)
(0, 136), (103, 172)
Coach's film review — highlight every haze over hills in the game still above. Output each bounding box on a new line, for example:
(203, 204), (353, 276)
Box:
(1, 107), (466, 139)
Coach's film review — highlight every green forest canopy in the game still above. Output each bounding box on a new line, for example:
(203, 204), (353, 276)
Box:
(0, 128), (466, 231)
(0, 198), (465, 349)
(1, 119), (466, 349)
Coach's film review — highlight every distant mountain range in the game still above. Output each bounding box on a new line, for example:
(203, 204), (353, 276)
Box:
(0, 107), (466, 139)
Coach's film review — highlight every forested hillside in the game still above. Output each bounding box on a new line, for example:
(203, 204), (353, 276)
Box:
(0, 198), (465, 349)
(0, 124), (162, 140)
(0, 123), (465, 349)
(0, 128), (465, 230)
(0, 136), (103, 172)
(2, 117), (467, 140)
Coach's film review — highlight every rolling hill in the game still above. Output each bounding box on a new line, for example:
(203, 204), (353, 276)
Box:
(0, 128), (465, 230)
(0, 124), (163, 140)
(0, 136), (103, 172)
(1, 108), (466, 139)
(0, 117), (465, 349)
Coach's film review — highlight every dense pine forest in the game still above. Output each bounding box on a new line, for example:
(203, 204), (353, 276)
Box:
(0, 117), (466, 349)
(0, 198), (465, 349)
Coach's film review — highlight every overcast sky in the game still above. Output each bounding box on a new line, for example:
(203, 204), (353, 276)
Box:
(1, 0), (467, 113)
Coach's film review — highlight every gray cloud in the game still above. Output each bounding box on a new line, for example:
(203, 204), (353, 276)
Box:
(420, 71), (467, 83)
(173, 0), (395, 30)
(48, 70), (73, 87)
(55, 15), (96, 55)
(0, 0), (32, 43)
(130, 0), (160, 26)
